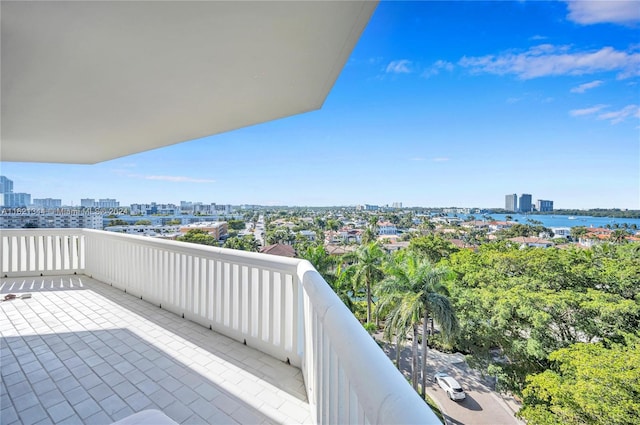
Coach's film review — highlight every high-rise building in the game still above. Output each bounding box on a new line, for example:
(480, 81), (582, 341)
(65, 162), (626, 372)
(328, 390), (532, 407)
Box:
(33, 198), (62, 208)
(536, 199), (553, 212)
(519, 194), (532, 212)
(81, 198), (120, 208)
(0, 176), (14, 194)
(0, 212), (102, 229)
(4, 192), (31, 207)
(505, 194), (518, 212)
(97, 198), (119, 208)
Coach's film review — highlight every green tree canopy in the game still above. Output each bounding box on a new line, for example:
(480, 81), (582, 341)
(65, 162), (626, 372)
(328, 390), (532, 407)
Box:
(177, 229), (218, 246)
(223, 235), (259, 252)
(519, 335), (640, 425)
(107, 219), (129, 226)
(227, 219), (246, 231)
(443, 242), (640, 393)
(408, 234), (459, 264)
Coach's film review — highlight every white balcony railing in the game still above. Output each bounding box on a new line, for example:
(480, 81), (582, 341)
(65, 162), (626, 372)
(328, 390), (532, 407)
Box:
(1, 229), (438, 424)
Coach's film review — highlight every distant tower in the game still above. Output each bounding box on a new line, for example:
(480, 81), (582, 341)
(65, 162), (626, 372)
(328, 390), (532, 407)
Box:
(0, 176), (13, 194)
(519, 194), (532, 212)
(536, 199), (553, 212)
(0, 176), (13, 207)
(505, 194), (518, 212)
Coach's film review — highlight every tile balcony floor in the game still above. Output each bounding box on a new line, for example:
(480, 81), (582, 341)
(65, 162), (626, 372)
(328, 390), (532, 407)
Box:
(0, 276), (311, 425)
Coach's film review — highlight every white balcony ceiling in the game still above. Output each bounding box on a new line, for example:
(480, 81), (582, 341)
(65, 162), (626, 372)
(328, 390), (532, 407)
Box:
(1, 1), (377, 164)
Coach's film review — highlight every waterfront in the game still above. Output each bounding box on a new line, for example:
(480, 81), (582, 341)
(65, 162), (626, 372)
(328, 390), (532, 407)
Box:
(464, 213), (640, 230)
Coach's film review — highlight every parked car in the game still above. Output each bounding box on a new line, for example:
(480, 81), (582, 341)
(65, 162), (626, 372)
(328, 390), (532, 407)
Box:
(434, 372), (466, 401)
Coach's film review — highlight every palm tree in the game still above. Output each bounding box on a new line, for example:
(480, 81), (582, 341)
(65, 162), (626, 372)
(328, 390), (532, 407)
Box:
(332, 264), (356, 313)
(377, 251), (458, 398)
(611, 229), (628, 244)
(377, 286), (409, 369)
(350, 242), (386, 324)
(299, 245), (336, 285)
(419, 220), (436, 235)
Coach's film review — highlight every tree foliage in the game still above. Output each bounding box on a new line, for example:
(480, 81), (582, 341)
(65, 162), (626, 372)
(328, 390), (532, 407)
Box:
(223, 235), (259, 252)
(443, 242), (640, 393)
(227, 219), (246, 231)
(408, 234), (459, 264)
(176, 229), (218, 246)
(519, 335), (640, 425)
(348, 242), (386, 324)
(377, 250), (458, 396)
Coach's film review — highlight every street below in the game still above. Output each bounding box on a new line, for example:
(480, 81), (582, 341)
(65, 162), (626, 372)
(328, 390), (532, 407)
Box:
(377, 338), (523, 425)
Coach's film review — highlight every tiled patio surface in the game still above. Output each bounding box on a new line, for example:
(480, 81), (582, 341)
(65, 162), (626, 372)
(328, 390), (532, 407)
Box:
(0, 276), (311, 425)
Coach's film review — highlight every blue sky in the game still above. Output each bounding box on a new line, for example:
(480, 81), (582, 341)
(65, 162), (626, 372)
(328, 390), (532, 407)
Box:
(2, 1), (639, 209)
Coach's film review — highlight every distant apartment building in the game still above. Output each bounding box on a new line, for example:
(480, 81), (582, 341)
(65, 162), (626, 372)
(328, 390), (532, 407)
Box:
(105, 224), (182, 237)
(214, 204), (233, 215)
(0, 176), (14, 194)
(3, 192), (32, 208)
(0, 212), (103, 229)
(180, 201), (233, 215)
(130, 203), (180, 215)
(179, 221), (228, 240)
(443, 207), (470, 214)
(81, 198), (120, 208)
(356, 204), (379, 211)
(33, 198), (62, 208)
(519, 194), (532, 212)
(505, 194), (518, 212)
(0, 176), (31, 208)
(536, 199), (553, 212)
(391, 202), (403, 209)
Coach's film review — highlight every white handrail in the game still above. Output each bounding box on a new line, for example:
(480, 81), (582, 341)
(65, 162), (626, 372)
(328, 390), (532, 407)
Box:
(298, 261), (438, 424)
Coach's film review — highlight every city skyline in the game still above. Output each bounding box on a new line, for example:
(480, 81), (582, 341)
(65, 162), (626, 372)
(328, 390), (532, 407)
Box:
(1, 1), (639, 209)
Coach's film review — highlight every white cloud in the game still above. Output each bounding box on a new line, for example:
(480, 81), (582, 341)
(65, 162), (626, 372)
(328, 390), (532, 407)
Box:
(143, 175), (215, 183)
(569, 104), (608, 116)
(422, 60), (454, 78)
(410, 157), (425, 161)
(570, 104), (639, 124)
(598, 104), (640, 124)
(386, 59), (412, 74)
(566, 1), (640, 25)
(571, 80), (604, 93)
(459, 45), (640, 79)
